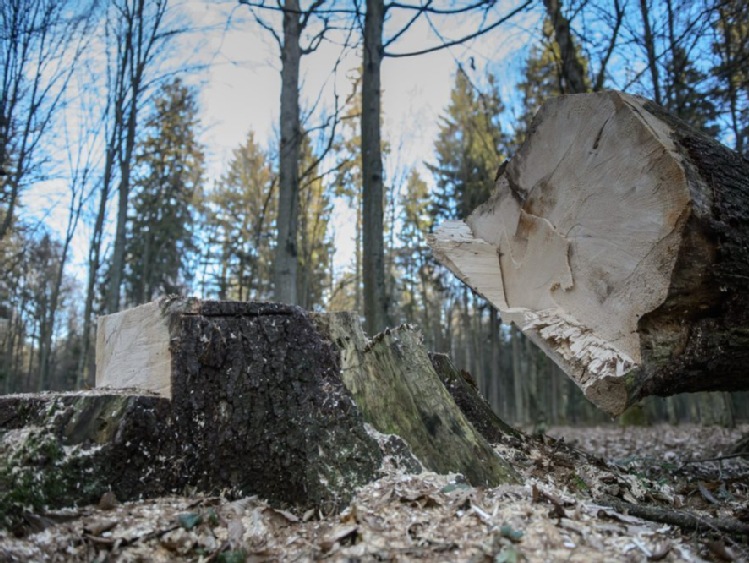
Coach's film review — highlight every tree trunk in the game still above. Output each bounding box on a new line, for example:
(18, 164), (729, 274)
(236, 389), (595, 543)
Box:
(313, 312), (517, 486)
(431, 91), (749, 416)
(543, 0), (587, 94)
(2, 298), (519, 529)
(639, 0), (661, 105)
(362, 0), (388, 335)
(274, 0), (302, 305)
(78, 143), (115, 388)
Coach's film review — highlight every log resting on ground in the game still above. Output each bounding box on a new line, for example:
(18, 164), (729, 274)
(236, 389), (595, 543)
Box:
(429, 91), (749, 416)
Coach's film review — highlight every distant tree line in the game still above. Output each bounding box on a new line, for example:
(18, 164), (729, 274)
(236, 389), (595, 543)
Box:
(1, 0), (747, 426)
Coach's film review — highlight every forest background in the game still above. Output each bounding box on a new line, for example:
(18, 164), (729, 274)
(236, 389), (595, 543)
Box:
(1, 0), (748, 428)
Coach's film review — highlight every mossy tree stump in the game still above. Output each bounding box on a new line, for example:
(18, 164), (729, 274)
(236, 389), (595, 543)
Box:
(1, 299), (519, 529)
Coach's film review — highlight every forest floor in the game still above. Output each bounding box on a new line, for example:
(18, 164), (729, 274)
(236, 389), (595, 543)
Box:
(2, 423), (748, 562)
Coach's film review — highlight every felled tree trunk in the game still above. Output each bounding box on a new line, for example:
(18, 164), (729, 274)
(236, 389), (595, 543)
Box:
(430, 91), (749, 416)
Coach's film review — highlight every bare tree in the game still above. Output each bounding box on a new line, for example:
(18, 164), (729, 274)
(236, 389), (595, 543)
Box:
(106, 0), (170, 314)
(78, 0), (180, 386)
(38, 94), (99, 390)
(0, 0), (94, 240)
(239, 0), (350, 305)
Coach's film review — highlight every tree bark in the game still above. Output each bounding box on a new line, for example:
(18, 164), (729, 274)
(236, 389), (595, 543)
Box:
(274, 0), (302, 305)
(362, 0), (388, 335)
(543, 0), (587, 94)
(430, 91), (749, 416)
(313, 312), (518, 486)
(639, 0), (661, 105)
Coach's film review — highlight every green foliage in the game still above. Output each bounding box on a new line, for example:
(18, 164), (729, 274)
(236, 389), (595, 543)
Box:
(0, 427), (92, 528)
(203, 130), (276, 301)
(125, 78), (205, 305)
(429, 69), (508, 222)
(711, 0), (749, 153)
(515, 20), (590, 143)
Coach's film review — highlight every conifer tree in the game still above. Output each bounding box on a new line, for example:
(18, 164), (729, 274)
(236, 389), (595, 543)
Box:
(125, 78), (205, 305)
(429, 68), (508, 222)
(205, 131), (277, 302)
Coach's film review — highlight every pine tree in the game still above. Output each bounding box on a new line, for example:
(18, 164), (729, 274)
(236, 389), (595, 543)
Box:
(515, 20), (590, 141)
(429, 68), (508, 222)
(205, 131), (277, 302)
(395, 169), (446, 350)
(124, 79), (205, 305)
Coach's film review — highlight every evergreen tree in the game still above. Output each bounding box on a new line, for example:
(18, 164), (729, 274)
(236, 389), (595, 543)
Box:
(712, 0), (749, 154)
(124, 78), (205, 305)
(429, 68), (508, 222)
(664, 45), (718, 136)
(395, 168), (446, 350)
(515, 20), (590, 141)
(205, 131), (276, 302)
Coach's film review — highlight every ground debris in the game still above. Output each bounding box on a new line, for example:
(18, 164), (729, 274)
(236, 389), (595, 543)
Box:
(2, 424), (747, 561)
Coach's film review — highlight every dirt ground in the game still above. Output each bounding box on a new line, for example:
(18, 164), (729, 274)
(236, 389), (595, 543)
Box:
(1, 423), (748, 562)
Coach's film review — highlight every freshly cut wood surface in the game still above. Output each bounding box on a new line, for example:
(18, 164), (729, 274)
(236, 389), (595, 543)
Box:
(430, 91), (749, 415)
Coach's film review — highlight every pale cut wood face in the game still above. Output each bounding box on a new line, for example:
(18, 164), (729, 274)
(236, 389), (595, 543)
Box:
(430, 92), (695, 414)
(96, 300), (174, 398)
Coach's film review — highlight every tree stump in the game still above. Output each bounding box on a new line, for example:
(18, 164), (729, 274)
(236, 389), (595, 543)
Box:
(313, 313), (518, 486)
(1, 299), (518, 528)
(430, 91), (749, 416)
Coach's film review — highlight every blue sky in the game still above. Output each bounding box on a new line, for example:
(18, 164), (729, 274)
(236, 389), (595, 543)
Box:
(24, 0), (540, 286)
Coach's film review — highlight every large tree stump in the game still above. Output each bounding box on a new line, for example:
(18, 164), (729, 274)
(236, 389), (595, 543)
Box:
(1, 299), (517, 527)
(430, 91), (749, 416)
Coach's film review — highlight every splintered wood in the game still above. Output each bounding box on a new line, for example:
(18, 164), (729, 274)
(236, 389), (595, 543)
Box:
(430, 91), (749, 415)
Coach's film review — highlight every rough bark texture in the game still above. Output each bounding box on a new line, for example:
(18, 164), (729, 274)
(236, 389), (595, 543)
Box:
(362, 0), (388, 335)
(169, 302), (383, 513)
(0, 391), (176, 529)
(430, 91), (749, 416)
(3, 299), (520, 528)
(313, 313), (519, 487)
(429, 352), (521, 445)
(2, 302), (386, 527)
(274, 0), (302, 305)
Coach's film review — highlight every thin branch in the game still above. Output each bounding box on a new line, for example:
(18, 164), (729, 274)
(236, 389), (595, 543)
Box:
(601, 495), (749, 537)
(592, 0), (623, 92)
(238, 0), (359, 15)
(383, 0), (434, 48)
(386, 0), (494, 15)
(384, 0), (532, 58)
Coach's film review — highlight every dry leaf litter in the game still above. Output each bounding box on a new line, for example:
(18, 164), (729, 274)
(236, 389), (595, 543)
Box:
(1, 423), (747, 562)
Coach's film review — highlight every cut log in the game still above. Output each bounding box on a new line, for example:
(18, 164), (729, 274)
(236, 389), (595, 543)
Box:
(430, 91), (749, 416)
(1, 299), (517, 528)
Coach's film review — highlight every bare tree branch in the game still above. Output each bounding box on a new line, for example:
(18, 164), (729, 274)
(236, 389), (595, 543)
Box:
(384, 0), (532, 58)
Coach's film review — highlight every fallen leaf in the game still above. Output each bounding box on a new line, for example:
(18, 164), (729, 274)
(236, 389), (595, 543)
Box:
(177, 512), (202, 530)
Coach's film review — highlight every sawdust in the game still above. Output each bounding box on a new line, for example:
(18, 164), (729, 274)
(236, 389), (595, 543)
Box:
(2, 424), (747, 562)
